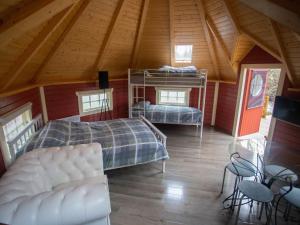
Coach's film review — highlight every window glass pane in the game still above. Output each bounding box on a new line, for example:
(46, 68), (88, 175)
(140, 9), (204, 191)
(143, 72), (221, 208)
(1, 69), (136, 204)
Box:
(83, 102), (90, 111)
(90, 94), (99, 101)
(177, 98), (185, 104)
(160, 91), (168, 97)
(90, 101), (100, 109)
(175, 45), (193, 62)
(99, 93), (107, 100)
(82, 96), (90, 103)
(169, 97), (177, 103)
(160, 97), (168, 103)
(169, 91), (177, 97)
(178, 92), (185, 97)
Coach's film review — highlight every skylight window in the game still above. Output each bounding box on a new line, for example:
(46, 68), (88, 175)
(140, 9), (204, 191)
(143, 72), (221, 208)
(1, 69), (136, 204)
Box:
(175, 45), (193, 63)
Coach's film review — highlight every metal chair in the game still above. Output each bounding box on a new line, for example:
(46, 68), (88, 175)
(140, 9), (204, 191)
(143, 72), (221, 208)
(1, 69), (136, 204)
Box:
(221, 152), (258, 209)
(233, 155), (275, 225)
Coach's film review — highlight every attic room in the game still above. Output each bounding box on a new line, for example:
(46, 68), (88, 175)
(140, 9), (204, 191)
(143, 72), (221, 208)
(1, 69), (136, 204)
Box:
(0, 0), (299, 225)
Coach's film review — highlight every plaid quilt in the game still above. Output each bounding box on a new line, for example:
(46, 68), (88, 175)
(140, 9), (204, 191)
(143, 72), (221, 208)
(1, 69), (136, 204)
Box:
(24, 119), (169, 170)
(132, 104), (202, 124)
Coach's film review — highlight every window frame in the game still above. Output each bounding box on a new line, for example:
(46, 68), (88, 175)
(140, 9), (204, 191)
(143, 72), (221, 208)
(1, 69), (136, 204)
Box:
(175, 44), (193, 63)
(155, 87), (191, 106)
(0, 102), (32, 166)
(76, 89), (114, 116)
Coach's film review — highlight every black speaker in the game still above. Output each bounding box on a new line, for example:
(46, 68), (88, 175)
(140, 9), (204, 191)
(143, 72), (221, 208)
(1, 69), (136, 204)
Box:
(98, 71), (109, 89)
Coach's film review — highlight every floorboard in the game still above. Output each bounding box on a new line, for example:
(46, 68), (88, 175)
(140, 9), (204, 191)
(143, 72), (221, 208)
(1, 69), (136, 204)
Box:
(106, 125), (299, 225)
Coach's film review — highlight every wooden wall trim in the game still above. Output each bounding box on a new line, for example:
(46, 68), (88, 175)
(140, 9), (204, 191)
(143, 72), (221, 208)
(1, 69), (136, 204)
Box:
(211, 81), (219, 126)
(39, 86), (48, 123)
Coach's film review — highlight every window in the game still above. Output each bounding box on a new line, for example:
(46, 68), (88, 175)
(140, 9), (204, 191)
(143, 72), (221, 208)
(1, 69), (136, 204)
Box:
(0, 103), (32, 165)
(175, 45), (193, 63)
(156, 88), (191, 106)
(76, 89), (113, 116)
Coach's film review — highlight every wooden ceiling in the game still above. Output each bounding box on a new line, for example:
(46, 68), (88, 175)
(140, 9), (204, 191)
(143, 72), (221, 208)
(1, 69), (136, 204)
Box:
(0, 0), (299, 94)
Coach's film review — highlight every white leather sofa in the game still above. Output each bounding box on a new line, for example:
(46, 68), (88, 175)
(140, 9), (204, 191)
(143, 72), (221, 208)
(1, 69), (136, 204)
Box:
(0, 143), (111, 225)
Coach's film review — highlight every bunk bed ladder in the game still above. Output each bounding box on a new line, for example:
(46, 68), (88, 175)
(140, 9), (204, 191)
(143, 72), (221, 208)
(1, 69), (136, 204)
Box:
(128, 69), (146, 118)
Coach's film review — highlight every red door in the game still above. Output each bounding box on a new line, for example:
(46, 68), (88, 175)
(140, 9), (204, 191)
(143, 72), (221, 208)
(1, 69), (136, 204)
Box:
(238, 69), (268, 136)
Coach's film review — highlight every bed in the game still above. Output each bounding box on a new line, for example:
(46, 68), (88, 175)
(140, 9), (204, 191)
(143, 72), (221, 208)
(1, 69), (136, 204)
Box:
(132, 102), (202, 125)
(9, 115), (168, 171)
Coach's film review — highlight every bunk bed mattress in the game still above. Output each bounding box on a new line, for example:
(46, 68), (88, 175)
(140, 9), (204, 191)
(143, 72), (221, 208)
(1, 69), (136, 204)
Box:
(24, 119), (169, 170)
(133, 105), (202, 124)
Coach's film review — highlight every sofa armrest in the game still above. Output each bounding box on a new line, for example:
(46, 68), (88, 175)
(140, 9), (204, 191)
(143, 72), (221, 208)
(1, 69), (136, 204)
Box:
(0, 176), (111, 225)
(38, 143), (104, 186)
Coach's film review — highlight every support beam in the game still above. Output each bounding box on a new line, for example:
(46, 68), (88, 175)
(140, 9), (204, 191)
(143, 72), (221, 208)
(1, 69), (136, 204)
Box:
(269, 20), (295, 85)
(130, 0), (150, 68)
(1, 8), (71, 91)
(239, 0), (300, 34)
(0, 0), (79, 48)
(169, 0), (175, 66)
(221, 0), (241, 34)
(241, 28), (281, 61)
(221, 0), (282, 63)
(206, 16), (237, 76)
(93, 0), (127, 75)
(32, 0), (91, 83)
(195, 0), (220, 79)
(206, 16), (230, 60)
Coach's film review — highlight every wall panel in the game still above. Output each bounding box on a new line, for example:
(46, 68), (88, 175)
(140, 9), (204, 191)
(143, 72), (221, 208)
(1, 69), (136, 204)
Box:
(44, 80), (128, 121)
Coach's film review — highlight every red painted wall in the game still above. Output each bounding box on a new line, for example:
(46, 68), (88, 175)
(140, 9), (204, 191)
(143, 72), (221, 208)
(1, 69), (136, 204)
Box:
(0, 88), (42, 176)
(215, 82), (238, 134)
(44, 80), (128, 121)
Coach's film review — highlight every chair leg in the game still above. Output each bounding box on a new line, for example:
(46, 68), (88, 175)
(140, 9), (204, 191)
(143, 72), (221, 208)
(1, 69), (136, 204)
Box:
(266, 203), (273, 225)
(259, 202), (264, 220)
(231, 176), (241, 210)
(234, 194), (245, 225)
(220, 167), (227, 194)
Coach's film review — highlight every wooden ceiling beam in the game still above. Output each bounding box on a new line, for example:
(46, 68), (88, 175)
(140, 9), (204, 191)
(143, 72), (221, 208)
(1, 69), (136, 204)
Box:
(169, 0), (175, 66)
(241, 28), (281, 61)
(269, 20), (295, 85)
(206, 16), (236, 76)
(239, 0), (300, 34)
(93, 0), (127, 75)
(1, 8), (71, 91)
(32, 0), (91, 83)
(221, 0), (241, 34)
(130, 0), (150, 68)
(195, 0), (220, 79)
(0, 0), (79, 48)
(206, 16), (231, 60)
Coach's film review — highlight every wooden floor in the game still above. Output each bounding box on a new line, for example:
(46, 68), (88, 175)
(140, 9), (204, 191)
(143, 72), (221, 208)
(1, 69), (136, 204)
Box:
(106, 125), (299, 225)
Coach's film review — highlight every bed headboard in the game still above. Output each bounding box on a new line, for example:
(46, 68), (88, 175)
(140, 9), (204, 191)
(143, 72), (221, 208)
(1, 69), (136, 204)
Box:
(7, 114), (44, 161)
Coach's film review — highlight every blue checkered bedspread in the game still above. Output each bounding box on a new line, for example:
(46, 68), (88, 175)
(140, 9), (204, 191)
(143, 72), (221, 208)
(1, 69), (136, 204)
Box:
(24, 119), (169, 170)
(132, 104), (202, 124)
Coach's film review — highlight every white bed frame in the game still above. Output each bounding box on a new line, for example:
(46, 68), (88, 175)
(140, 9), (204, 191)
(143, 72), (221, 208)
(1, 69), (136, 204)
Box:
(128, 68), (207, 138)
(7, 114), (44, 161)
(7, 114), (167, 172)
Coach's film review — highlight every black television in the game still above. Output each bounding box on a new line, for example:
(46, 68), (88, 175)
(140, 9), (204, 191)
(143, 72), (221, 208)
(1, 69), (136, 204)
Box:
(273, 96), (300, 126)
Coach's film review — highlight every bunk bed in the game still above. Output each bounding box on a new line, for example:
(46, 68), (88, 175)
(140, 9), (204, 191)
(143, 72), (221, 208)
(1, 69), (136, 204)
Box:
(128, 66), (207, 138)
(7, 115), (168, 172)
